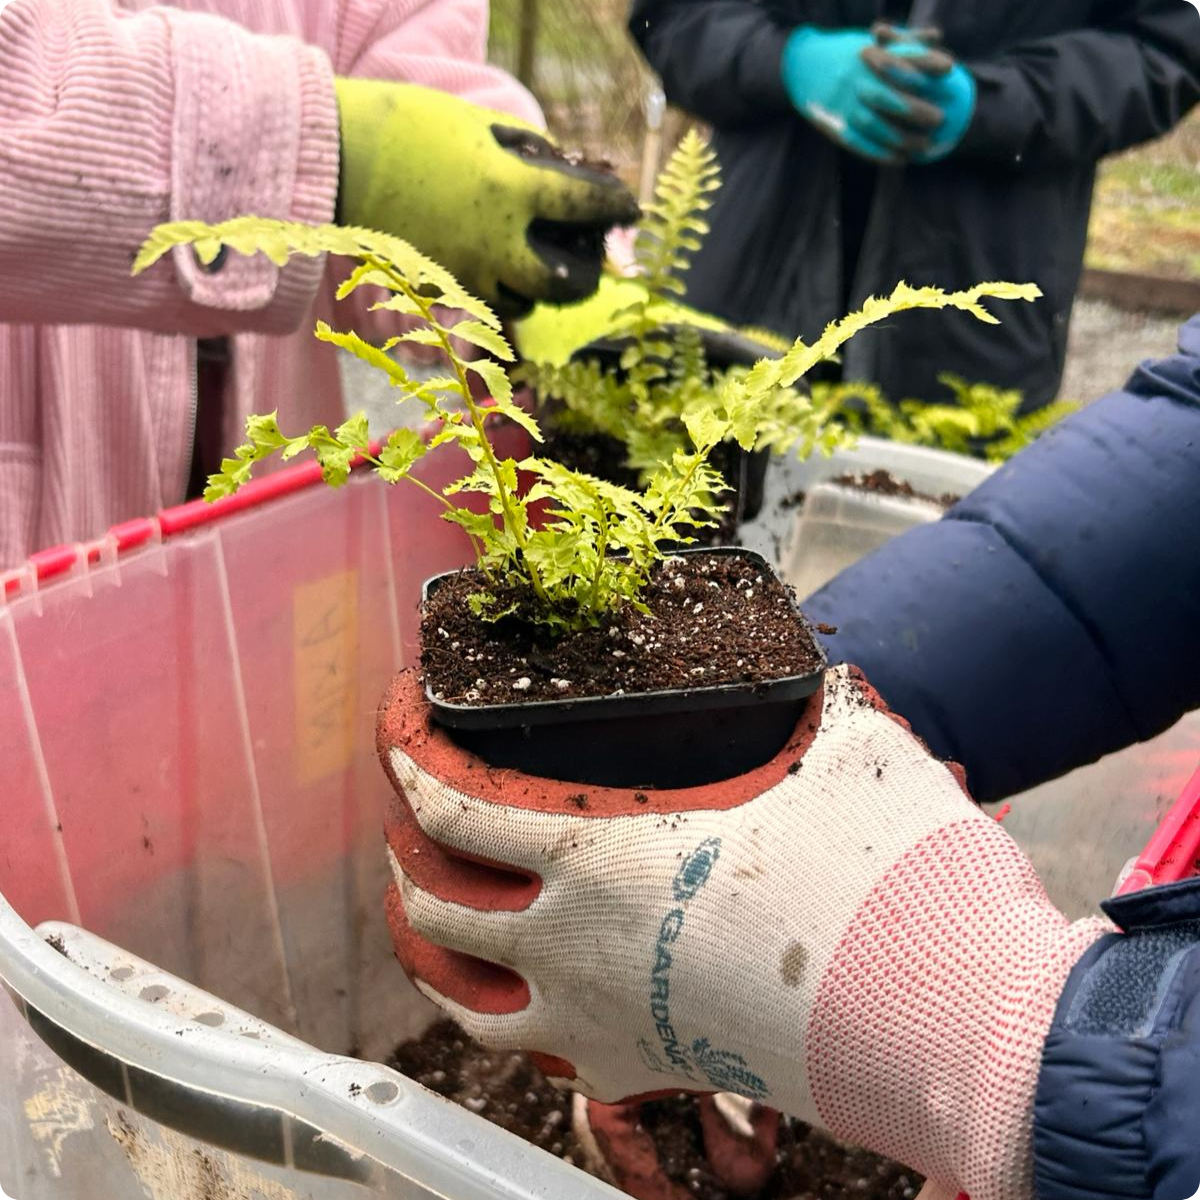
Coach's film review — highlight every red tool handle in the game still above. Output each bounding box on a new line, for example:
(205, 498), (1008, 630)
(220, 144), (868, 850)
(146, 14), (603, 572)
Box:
(1116, 762), (1200, 896)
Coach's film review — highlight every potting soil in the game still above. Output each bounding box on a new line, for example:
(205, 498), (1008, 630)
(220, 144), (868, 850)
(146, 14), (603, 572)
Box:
(388, 1020), (923, 1200)
(832, 470), (959, 509)
(421, 551), (823, 705)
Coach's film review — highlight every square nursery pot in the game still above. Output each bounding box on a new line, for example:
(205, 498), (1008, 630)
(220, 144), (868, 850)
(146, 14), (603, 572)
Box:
(421, 547), (826, 789)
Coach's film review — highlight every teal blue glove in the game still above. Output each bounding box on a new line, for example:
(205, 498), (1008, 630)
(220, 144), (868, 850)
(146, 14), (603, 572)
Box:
(780, 27), (944, 163)
(909, 61), (975, 161)
(867, 26), (976, 162)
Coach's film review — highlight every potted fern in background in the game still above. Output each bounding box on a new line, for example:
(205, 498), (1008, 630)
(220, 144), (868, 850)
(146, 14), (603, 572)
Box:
(134, 218), (1038, 789)
(514, 132), (1077, 553)
(514, 132), (828, 538)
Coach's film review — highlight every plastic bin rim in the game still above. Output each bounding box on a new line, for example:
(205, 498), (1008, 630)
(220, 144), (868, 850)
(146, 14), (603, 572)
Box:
(0, 894), (625, 1198)
(4, 433), (993, 601)
(3, 447), (381, 601)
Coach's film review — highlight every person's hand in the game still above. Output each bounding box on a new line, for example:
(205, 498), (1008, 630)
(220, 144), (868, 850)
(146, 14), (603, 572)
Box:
(334, 80), (639, 318)
(779, 27), (947, 162)
(867, 24), (977, 161)
(378, 664), (1110, 1200)
(578, 1094), (779, 1200)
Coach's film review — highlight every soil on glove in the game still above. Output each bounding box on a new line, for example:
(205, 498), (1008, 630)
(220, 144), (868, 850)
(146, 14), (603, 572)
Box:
(387, 1021), (923, 1200)
(421, 551), (823, 705)
(833, 469), (959, 509)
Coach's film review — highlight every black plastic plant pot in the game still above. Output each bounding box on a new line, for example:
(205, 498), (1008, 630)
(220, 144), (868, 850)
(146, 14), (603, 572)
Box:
(708, 440), (770, 523)
(421, 548), (826, 790)
(566, 329), (778, 524)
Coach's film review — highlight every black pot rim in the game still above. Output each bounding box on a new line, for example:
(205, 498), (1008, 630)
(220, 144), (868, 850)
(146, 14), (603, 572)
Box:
(421, 546), (826, 731)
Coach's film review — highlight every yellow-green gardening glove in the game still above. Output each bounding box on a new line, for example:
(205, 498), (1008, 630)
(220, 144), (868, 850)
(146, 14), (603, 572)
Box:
(335, 80), (640, 318)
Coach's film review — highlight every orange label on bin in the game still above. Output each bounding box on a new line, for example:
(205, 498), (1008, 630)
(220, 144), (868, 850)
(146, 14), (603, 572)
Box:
(294, 570), (360, 785)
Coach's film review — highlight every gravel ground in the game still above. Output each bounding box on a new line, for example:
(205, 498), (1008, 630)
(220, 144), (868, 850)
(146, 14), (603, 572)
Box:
(341, 355), (451, 437)
(340, 298), (1187, 427)
(1059, 299), (1182, 405)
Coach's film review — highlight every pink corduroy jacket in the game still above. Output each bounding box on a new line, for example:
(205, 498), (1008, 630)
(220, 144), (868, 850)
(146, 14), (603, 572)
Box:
(0, 0), (541, 568)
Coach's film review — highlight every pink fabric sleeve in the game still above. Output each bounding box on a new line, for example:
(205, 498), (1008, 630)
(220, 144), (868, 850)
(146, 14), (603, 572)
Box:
(321, 0), (544, 356)
(334, 0), (543, 126)
(0, 0), (340, 335)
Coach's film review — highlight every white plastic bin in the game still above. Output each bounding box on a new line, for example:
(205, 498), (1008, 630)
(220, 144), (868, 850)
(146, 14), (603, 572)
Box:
(0, 430), (622, 1200)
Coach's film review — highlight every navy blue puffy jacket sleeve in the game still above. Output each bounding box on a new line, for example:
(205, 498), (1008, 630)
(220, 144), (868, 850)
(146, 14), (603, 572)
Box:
(804, 317), (1200, 803)
(1035, 877), (1200, 1200)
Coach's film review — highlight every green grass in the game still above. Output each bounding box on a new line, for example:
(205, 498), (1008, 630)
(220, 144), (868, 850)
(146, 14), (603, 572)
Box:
(1087, 110), (1200, 280)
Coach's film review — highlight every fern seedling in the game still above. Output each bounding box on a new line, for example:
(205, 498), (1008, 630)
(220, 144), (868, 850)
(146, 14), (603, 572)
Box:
(518, 131), (856, 486)
(134, 219), (1041, 634)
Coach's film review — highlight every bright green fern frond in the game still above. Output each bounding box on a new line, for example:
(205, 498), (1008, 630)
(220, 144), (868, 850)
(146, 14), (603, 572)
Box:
(635, 130), (721, 297)
(670, 323), (707, 390)
(519, 359), (632, 445)
(745, 281), (1043, 400)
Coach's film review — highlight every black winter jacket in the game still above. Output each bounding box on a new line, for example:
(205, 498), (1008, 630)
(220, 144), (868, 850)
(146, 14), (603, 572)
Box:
(628, 0), (1200, 410)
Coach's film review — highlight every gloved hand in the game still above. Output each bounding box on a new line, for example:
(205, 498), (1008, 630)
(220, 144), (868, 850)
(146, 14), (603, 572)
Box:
(579, 1094), (779, 1199)
(780, 27), (947, 162)
(868, 24), (976, 161)
(379, 664), (1110, 1200)
(335, 80), (639, 318)
(514, 275), (786, 369)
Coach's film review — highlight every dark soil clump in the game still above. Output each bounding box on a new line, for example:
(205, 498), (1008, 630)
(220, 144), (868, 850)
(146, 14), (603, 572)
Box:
(498, 128), (613, 175)
(387, 1022), (921, 1200)
(387, 1019), (584, 1164)
(833, 470), (959, 509)
(421, 552), (822, 706)
(539, 422), (642, 493)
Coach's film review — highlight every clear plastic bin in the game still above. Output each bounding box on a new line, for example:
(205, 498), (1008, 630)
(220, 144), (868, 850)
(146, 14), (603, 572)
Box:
(769, 439), (994, 599)
(782, 483), (949, 604)
(0, 435), (1195, 1200)
(0, 430), (622, 1200)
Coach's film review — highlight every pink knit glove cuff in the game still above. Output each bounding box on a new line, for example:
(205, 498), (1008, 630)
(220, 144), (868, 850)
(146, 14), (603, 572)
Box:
(809, 819), (1108, 1200)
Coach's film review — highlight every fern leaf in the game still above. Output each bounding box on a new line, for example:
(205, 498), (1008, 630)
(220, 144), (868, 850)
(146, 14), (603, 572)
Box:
(133, 217), (502, 329)
(314, 323), (417, 390)
(449, 320), (515, 363)
(745, 281), (1043, 399)
(635, 130), (721, 297)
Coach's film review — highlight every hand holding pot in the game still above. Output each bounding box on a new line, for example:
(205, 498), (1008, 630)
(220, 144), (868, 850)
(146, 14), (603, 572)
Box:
(380, 664), (1128, 1200)
(335, 80), (639, 318)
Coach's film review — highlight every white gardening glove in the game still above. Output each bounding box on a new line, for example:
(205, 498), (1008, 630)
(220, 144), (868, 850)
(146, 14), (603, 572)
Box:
(379, 665), (1109, 1200)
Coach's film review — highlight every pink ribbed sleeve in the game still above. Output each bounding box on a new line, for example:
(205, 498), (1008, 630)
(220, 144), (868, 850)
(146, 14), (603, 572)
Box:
(0, 0), (340, 335)
(335, 0), (543, 125)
